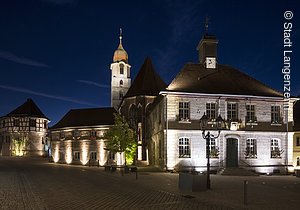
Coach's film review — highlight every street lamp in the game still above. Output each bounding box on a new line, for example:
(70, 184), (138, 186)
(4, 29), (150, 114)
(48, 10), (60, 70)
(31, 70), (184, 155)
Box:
(200, 113), (224, 190)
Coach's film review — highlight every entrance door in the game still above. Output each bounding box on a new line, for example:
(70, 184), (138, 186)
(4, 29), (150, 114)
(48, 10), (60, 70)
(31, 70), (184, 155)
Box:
(226, 138), (238, 167)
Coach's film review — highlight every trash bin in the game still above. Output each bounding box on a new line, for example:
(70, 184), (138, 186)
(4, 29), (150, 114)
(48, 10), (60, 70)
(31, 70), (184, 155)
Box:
(178, 173), (207, 192)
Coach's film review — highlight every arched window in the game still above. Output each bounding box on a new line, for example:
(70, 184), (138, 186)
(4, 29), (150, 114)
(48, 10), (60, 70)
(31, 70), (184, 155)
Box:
(179, 137), (191, 158)
(120, 80), (123, 86)
(119, 64), (124, 74)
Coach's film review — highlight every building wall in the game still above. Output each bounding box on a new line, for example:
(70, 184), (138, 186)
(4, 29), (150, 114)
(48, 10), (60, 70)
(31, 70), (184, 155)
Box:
(293, 132), (300, 169)
(50, 127), (114, 166)
(148, 93), (294, 174)
(0, 116), (48, 156)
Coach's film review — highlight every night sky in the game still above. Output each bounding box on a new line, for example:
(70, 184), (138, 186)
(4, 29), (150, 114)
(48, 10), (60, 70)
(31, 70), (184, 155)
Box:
(0, 0), (299, 125)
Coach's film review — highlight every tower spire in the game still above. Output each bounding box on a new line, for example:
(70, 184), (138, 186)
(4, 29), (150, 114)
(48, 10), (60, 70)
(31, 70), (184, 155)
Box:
(119, 28), (122, 45)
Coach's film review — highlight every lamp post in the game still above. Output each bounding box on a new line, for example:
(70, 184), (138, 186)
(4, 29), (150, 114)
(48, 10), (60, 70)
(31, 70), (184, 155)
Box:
(200, 113), (224, 190)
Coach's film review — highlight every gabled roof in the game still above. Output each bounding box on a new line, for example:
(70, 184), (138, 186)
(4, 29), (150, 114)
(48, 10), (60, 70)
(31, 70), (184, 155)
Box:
(166, 63), (283, 97)
(4, 98), (48, 119)
(50, 107), (116, 130)
(294, 100), (300, 131)
(124, 57), (167, 98)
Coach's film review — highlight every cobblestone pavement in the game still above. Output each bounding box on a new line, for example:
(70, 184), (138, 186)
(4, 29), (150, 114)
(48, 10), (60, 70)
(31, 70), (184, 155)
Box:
(0, 157), (229, 210)
(1, 157), (300, 210)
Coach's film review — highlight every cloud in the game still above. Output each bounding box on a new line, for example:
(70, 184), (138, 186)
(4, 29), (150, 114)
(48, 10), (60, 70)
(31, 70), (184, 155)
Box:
(0, 50), (50, 68)
(0, 85), (99, 106)
(77, 80), (110, 89)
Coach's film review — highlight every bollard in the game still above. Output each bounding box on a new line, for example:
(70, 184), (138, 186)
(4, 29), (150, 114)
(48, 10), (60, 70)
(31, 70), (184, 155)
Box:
(244, 180), (248, 205)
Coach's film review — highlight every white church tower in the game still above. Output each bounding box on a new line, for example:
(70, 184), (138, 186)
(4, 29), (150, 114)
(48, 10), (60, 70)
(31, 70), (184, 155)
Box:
(110, 29), (131, 109)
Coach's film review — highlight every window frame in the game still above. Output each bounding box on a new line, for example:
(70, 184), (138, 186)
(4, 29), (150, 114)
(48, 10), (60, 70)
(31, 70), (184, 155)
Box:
(245, 138), (257, 159)
(227, 103), (238, 121)
(271, 138), (282, 158)
(73, 151), (80, 160)
(119, 63), (124, 74)
(179, 137), (191, 158)
(246, 104), (256, 122)
(206, 103), (217, 120)
(179, 102), (190, 121)
(271, 105), (281, 124)
(90, 151), (97, 161)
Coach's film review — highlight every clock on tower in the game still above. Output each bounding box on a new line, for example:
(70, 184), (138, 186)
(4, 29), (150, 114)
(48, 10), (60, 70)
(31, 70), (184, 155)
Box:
(206, 57), (216, 69)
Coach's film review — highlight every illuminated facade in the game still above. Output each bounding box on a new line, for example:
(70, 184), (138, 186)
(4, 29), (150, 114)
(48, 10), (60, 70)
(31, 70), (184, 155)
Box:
(0, 99), (49, 157)
(293, 101), (300, 170)
(147, 33), (297, 174)
(49, 108), (117, 165)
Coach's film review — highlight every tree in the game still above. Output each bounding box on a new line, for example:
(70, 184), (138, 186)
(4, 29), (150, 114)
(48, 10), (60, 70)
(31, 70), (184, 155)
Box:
(104, 113), (137, 165)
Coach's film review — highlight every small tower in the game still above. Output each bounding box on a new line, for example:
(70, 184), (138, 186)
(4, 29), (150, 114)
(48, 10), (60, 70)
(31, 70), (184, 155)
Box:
(196, 17), (218, 69)
(110, 29), (131, 109)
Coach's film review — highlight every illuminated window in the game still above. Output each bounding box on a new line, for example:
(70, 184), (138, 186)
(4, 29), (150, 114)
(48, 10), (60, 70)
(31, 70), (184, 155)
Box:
(297, 157), (300, 166)
(120, 64), (124, 74)
(120, 80), (123, 86)
(206, 103), (216, 119)
(74, 151), (80, 160)
(271, 106), (281, 123)
(179, 102), (190, 121)
(246, 105), (256, 122)
(29, 119), (36, 127)
(245, 138), (257, 158)
(271, 138), (282, 158)
(179, 137), (190, 158)
(90, 151), (97, 161)
(227, 103), (238, 121)
(296, 137), (300, 146)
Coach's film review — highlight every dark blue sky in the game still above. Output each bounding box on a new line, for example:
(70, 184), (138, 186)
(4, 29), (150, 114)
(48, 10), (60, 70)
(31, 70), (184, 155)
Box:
(0, 0), (299, 125)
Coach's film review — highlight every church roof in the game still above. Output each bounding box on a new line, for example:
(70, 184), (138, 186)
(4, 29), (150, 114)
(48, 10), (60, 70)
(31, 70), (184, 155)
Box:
(166, 63), (282, 97)
(50, 107), (116, 129)
(4, 98), (48, 119)
(124, 57), (167, 98)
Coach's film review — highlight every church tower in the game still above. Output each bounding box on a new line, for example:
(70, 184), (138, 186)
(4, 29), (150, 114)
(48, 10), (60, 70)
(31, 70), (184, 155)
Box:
(110, 29), (131, 109)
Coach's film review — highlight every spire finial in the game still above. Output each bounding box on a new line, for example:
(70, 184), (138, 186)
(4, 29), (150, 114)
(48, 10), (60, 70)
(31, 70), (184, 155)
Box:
(119, 28), (122, 44)
(205, 16), (210, 34)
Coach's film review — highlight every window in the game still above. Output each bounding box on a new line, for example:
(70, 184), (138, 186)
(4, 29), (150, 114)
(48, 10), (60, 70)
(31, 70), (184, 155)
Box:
(271, 138), (282, 158)
(44, 120), (47, 129)
(120, 64), (124, 74)
(60, 132), (65, 139)
(91, 130), (97, 138)
(74, 151), (80, 160)
(271, 106), (280, 123)
(13, 119), (20, 127)
(297, 157), (300, 166)
(120, 80), (123, 86)
(179, 137), (191, 158)
(179, 102), (190, 121)
(206, 103), (216, 119)
(245, 138), (257, 158)
(227, 103), (238, 121)
(127, 66), (130, 78)
(73, 130), (80, 137)
(296, 137), (300, 146)
(246, 105), (256, 122)
(90, 151), (97, 161)
(29, 119), (36, 127)
(119, 91), (123, 99)
(208, 138), (219, 158)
